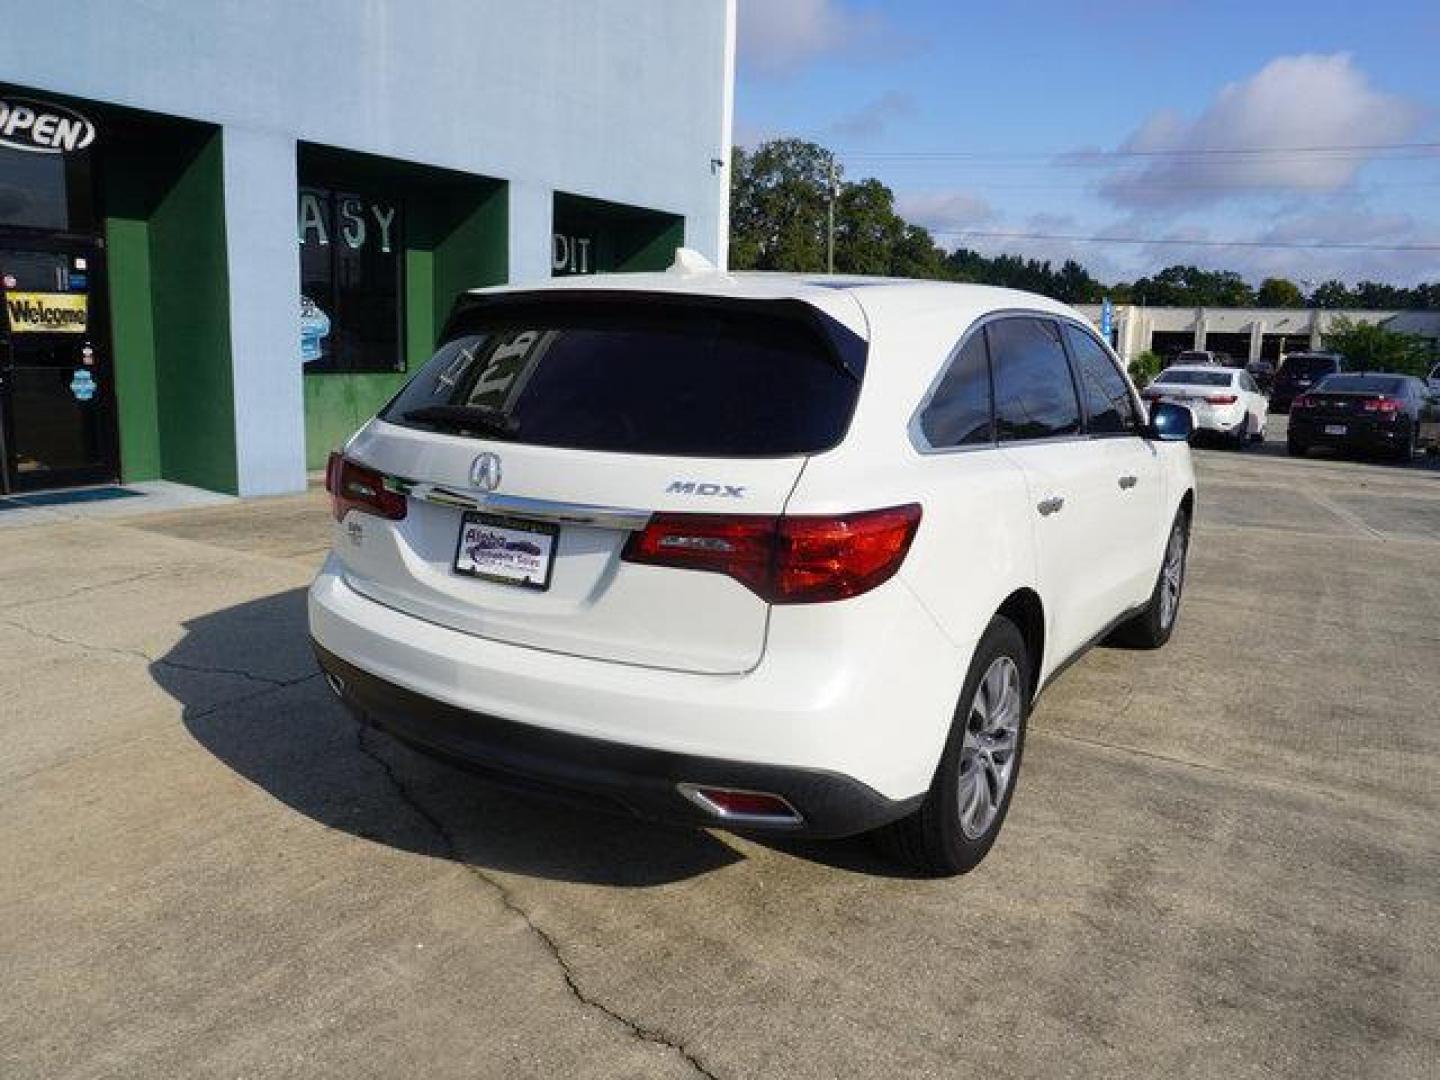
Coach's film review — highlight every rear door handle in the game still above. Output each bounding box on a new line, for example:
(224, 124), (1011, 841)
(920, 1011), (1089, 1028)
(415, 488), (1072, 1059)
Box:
(1036, 496), (1065, 517)
(1118, 475), (1138, 490)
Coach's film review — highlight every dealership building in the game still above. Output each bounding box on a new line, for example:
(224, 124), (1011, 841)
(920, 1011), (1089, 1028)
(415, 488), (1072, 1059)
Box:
(0, 0), (734, 497)
(1076, 303), (1408, 363)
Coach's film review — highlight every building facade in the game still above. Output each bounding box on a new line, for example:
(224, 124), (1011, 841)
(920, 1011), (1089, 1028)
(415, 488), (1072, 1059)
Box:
(1077, 304), (1400, 364)
(0, 0), (735, 497)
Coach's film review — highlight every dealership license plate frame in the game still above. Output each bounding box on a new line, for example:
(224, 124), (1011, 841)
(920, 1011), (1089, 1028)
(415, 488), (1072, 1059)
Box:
(1324, 424), (1348, 436)
(453, 511), (558, 591)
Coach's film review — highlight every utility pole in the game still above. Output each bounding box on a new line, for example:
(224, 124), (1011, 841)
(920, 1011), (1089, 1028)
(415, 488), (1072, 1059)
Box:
(826, 156), (838, 274)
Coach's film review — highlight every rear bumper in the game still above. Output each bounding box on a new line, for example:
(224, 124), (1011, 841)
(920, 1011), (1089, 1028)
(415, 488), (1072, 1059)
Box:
(1289, 416), (1407, 450)
(315, 643), (919, 837)
(308, 556), (964, 833)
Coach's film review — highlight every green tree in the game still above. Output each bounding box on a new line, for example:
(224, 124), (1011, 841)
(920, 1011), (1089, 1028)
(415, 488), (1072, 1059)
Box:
(729, 139), (835, 272)
(1256, 277), (1304, 307)
(1129, 265), (1255, 307)
(1310, 280), (1354, 309)
(1323, 317), (1432, 376)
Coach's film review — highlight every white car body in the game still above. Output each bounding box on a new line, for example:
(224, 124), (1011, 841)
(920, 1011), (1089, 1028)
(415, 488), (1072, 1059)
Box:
(1143, 365), (1269, 442)
(308, 264), (1196, 857)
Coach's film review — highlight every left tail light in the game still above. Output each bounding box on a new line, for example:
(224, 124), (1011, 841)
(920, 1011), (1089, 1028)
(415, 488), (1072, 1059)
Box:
(325, 452), (408, 522)
(622, 504), (922, 604)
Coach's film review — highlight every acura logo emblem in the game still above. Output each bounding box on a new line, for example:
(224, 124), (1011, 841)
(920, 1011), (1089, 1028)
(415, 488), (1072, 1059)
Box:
(470, 452), (502, 492)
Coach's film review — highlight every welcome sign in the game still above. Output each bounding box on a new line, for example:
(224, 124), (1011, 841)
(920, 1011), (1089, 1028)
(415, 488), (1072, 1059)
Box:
(5, 291), (88, 333)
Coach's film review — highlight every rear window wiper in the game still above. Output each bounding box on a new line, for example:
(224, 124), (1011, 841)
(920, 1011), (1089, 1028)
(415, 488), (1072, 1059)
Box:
(401, 404), (518, 438)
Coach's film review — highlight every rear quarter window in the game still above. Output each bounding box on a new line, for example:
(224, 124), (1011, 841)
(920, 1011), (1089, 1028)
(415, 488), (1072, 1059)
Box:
(382, 296), (863, 457)
(989, 317), (1082, 440)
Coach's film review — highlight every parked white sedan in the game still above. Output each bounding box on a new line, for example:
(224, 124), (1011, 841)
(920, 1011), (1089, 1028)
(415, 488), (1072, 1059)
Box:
(1142, 365), (1269, 445)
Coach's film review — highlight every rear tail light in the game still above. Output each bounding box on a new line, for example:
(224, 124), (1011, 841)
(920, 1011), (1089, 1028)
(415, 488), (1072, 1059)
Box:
(1203, 394), (1239, 405)
(622, 504), (922, 604)
(1291, 395), (1315, 410)
(325, 452), (408, 522)
(1362, 397), (1402, 414)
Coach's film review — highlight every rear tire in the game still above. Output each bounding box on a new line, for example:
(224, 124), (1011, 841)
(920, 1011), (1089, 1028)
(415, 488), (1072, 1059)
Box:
(1111, 510), (1189, 650)
(1393, 423), (1419, 462)
(878, 615), (1030, 877)
(1287, 438), (1308, 457)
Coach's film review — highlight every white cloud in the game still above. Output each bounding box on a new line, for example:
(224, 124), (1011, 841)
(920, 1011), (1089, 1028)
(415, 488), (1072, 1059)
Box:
(1098, 54), (1425, 210)
(736, 0), (892, 76)
(895, 189), (995, 233)
(824, 91), (915, 141)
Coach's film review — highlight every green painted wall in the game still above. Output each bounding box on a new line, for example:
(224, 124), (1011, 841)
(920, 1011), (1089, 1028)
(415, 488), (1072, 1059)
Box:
(148, 133), (236, 492)
(299, 147), (506, 471)
(103, 215), (161, 481)
(618, 217), (686, 272)
(553, 193), (684, 276)
(99, 116), (230, 490)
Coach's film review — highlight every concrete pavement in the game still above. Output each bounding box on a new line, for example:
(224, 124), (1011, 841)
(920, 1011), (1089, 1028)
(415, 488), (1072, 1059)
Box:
(2, 438), (1437, 1079)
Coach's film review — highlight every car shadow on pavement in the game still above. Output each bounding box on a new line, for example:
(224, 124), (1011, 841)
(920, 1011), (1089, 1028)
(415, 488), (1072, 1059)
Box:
(155, 588), (754, 887)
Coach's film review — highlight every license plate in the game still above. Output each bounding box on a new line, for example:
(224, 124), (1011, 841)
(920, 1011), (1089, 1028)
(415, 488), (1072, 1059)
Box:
(454, 512), (558, 590)
(1324, 424), (1347, 436)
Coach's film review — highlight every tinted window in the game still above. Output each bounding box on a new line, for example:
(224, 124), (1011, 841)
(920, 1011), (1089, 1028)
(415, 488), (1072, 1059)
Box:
(1155, 369), (1234, 387)
(1280, 356), (1341, 378)
(920, 332), (992, 447)
(1064, 325), (1139, 434)
(989, 318), (1081, 441)
(383, 298), (861, 457)
(1314, 374), (1406, 395)
(299, 186), (404, 374)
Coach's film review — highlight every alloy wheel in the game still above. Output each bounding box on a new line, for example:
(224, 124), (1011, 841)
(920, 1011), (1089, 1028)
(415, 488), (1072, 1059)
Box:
(957, 656), (1022, 840)
(1158, 523), (1186, 630)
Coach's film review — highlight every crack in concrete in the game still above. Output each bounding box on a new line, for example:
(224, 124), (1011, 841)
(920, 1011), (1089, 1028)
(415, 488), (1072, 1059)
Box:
(0, 568), (172, 612)
(352, 725), (720, 1080)
(0, 616), (316, 690)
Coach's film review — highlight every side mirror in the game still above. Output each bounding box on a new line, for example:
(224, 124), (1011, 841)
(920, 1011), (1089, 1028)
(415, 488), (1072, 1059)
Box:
(1145, 401), (1194, 442)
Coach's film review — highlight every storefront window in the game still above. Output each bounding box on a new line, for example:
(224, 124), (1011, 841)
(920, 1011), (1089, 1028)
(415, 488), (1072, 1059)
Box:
(297, 186), (403, 374)
(0, 146), (93, 232)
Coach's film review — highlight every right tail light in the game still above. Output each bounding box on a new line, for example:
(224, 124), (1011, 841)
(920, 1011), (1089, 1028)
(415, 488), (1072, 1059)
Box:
(622, 504), (922, 604)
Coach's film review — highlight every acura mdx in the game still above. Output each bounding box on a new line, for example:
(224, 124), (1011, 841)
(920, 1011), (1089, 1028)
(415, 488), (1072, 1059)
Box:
(310, 257), (1197, 875)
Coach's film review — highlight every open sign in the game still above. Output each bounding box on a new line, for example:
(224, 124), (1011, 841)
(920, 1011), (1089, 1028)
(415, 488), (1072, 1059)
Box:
(0, 97), (96, 155)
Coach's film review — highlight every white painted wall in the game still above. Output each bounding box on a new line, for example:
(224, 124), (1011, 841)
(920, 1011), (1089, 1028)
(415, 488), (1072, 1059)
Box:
(1, 0), (736, 493)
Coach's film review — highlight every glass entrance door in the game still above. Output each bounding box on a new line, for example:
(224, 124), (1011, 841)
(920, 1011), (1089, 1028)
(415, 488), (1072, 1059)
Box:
(0, 233), (116, 494)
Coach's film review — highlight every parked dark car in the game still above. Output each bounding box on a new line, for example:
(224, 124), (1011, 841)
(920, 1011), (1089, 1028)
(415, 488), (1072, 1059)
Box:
(1246, 358), (1276, 393)
(1287, 373), (1440, 461)
(1270, 352), (1344, 412)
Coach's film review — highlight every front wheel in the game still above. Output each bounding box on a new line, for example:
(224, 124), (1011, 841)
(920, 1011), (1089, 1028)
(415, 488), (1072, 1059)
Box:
(879, 615), (1030, 876)
(1111, 510), (1190, 649)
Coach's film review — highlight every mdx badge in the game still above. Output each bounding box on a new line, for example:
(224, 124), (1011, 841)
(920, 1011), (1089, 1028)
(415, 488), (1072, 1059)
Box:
(470, 452), (502, 492)
(666, 481), (746, 497)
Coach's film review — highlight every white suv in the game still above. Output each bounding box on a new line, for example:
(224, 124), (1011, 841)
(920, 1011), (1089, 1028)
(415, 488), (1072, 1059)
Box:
(309, 261), (1197, 875)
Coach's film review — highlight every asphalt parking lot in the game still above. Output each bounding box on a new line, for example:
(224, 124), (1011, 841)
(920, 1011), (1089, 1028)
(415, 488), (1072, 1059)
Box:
(2, 427), (1437, 1079)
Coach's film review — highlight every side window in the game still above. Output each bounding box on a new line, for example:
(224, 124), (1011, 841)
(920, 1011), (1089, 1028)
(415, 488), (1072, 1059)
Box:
(920, 331), (992, 448)
(990, 317), (1082, 441)
(1239, 373), (1257, 393)
(1063, 324), (1139, 435)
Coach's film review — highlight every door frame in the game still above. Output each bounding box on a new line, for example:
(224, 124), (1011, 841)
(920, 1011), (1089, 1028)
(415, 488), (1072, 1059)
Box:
(0, 227), (119, 495)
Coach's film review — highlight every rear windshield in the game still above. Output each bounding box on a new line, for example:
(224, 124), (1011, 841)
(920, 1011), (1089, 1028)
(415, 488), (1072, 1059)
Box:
(1155, 369), (1233, 387)
(381, 296), (863, 457)
(1314, 375), (1405, 395)
(1280, 356), (1340, 377)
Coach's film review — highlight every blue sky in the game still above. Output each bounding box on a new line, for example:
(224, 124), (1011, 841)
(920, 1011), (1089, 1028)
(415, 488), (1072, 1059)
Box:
(734, 0), (1440, 286)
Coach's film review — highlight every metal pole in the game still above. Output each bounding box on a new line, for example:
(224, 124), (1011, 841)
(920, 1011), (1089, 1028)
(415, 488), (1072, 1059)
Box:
(826, 158), (837, 274)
